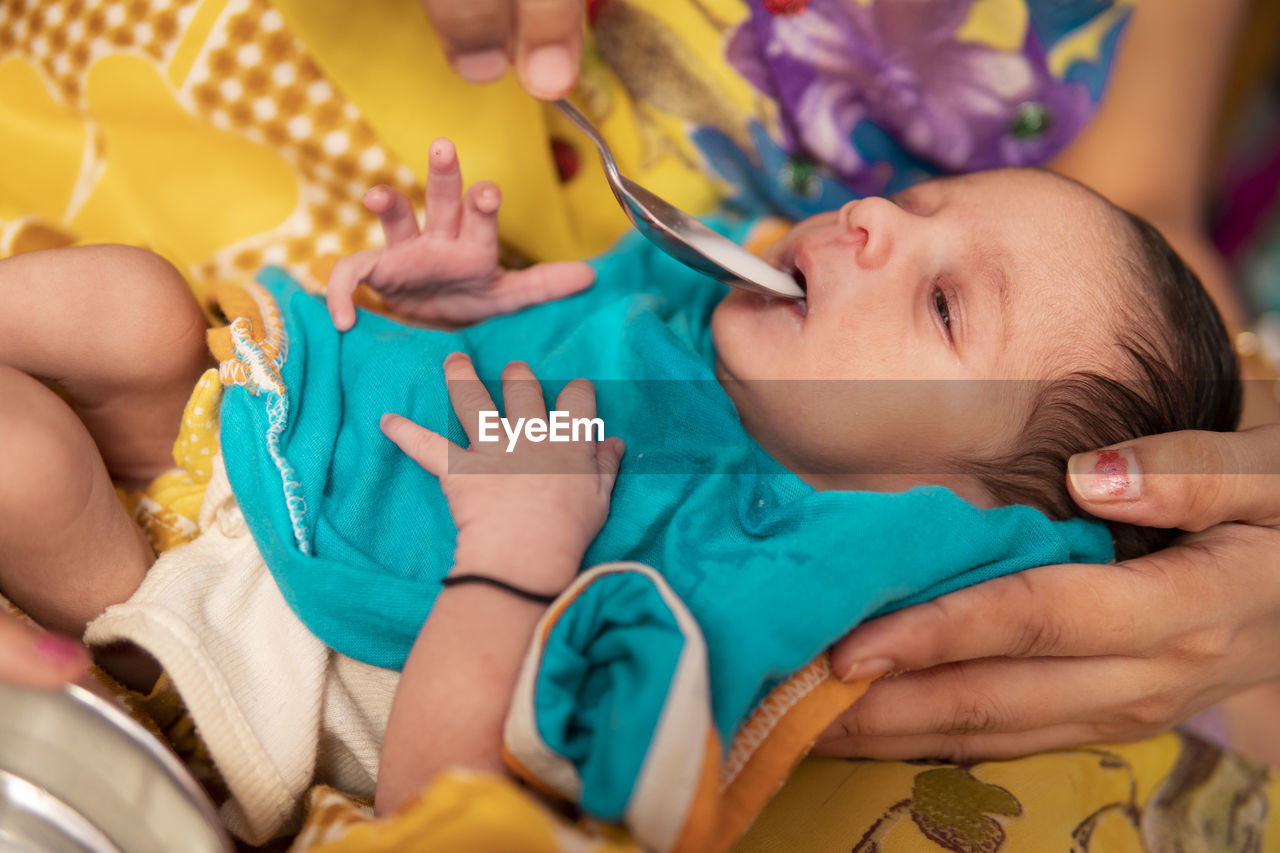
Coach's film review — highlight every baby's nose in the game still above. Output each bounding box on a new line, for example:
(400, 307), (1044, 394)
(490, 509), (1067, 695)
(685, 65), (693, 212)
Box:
(837, 198), (898, 271)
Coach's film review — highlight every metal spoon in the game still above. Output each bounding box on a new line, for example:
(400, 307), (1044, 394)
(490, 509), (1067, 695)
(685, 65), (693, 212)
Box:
(554, 99), (805, 301)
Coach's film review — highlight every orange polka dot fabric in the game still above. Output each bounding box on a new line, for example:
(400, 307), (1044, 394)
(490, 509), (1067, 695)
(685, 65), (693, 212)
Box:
(179, 0), (421, 287)
(1, 0), (190, 103)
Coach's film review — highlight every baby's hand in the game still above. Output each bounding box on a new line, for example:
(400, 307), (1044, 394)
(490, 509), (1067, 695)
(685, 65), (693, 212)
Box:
(326, 139), (595, 331)
(381, 354), (624, 594)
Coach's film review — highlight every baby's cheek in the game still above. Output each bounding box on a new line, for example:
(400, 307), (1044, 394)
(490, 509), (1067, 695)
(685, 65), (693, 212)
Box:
(711, 291), (806, 381)
(708, 297), (747, 370)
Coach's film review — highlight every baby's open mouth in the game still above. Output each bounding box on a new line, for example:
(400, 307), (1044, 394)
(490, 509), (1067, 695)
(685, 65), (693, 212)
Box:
(793, 267), (807, 294)
(766, 241), (807, 313)
(776, 248), (806, 295)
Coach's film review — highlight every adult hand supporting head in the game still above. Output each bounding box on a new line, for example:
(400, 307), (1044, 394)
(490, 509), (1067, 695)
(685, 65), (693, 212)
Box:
(0, 611), (89, 689)
(421, 0), (585, 99)
(817, 424), (1280, 762)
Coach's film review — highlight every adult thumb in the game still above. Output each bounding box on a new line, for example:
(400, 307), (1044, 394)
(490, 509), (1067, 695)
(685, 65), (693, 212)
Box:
(1066, 424), (1280, 531)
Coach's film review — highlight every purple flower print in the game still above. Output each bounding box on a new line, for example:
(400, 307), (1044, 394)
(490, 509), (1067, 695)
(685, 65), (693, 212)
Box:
(727, 0), (1093, 186)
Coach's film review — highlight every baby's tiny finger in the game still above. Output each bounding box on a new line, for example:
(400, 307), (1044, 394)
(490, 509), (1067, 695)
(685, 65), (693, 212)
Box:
(326, 249), (379, 331)
(423, 138), (464, 237)
(555, 377), (597, 423)
(501, 361), (547, 424)
(596, 436), (625, 487)
(381, 413), (453, 477)
(460, 181), (502, 245)
(363, 185), (420, 245)
(443, 353), (496, 444)
(489, 262), (596, 314)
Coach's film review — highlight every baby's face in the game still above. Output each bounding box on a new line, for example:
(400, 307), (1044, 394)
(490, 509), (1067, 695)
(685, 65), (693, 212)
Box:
(711, 168), (1126, 497)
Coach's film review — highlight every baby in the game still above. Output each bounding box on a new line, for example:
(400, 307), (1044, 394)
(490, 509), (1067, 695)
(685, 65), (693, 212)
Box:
(0, 141), (1239, 838)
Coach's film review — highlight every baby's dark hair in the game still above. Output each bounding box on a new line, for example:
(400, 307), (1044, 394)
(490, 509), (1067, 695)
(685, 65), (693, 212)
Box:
(961, 206), (1241, 560)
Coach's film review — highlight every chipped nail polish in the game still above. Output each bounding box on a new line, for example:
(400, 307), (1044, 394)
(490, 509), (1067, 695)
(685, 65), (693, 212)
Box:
(1068, 447), (1142, 501)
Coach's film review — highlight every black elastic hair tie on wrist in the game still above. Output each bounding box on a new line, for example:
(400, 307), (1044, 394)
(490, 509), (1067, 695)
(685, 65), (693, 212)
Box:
(440, 573), (561, 605)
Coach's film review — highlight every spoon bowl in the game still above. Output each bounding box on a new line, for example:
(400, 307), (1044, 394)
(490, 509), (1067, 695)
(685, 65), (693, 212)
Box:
(555, 100), (804, 301)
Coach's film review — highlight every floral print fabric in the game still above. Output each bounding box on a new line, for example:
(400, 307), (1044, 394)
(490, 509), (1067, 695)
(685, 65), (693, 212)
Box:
(676, 0), (1133, 217)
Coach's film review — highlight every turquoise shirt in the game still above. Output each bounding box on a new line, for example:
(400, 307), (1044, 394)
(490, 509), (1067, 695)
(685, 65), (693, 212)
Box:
(219, 229), (1112, 746)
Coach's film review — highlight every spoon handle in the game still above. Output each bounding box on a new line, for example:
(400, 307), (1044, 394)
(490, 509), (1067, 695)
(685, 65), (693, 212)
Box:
(553, 99), (626, 189)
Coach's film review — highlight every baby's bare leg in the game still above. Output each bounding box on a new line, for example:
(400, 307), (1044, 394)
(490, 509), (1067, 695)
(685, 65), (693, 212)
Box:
(0, 245), (211, 644)
(0, 245), (212, 486)
(0, 364), (154, 636)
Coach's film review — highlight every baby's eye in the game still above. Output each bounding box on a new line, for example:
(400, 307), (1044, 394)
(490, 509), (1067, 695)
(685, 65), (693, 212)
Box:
(932, 285), (954, 340)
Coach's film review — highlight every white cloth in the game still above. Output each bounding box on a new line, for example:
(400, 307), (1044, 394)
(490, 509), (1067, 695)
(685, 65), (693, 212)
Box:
(85, 456), (398, 844)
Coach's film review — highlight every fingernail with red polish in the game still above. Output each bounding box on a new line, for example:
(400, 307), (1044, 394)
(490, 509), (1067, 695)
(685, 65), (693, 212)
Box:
(838, 656), (894, 683)
(36, 633), (88, 668)
(1068, 447), (1142, 501)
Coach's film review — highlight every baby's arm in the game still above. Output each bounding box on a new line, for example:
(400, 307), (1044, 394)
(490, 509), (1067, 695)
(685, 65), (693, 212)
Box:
(327, 139), (596, 330)
(374, 353), (623, 815)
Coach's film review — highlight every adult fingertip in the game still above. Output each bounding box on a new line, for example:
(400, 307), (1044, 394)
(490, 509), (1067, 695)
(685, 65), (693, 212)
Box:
(35, 632), (90, 675)
(451, 49), (509, 84)
(1067, 446), (1142, 505)
(834, 656), (895, 683)
(520, 44), (574, 99)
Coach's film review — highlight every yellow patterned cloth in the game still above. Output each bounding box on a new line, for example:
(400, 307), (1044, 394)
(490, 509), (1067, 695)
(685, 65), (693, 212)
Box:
(290, 775), (640, 853)
(3, 0), (1279, 850)
(116, 368), (222, 553)
(0, 0), (1131, 297)
(0, 0), (715, 310)
(282, 735), (1278, 853)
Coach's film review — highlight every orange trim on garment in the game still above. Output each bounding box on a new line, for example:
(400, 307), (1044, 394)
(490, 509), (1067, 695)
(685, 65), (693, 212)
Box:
(500, 746), (566, 803)
(713, 658), (873, 847)
(207, 282), (285, 392)
(502, 579), (610, 802)
(667, 732), (725, 853)
(506, 570), (876, 853)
